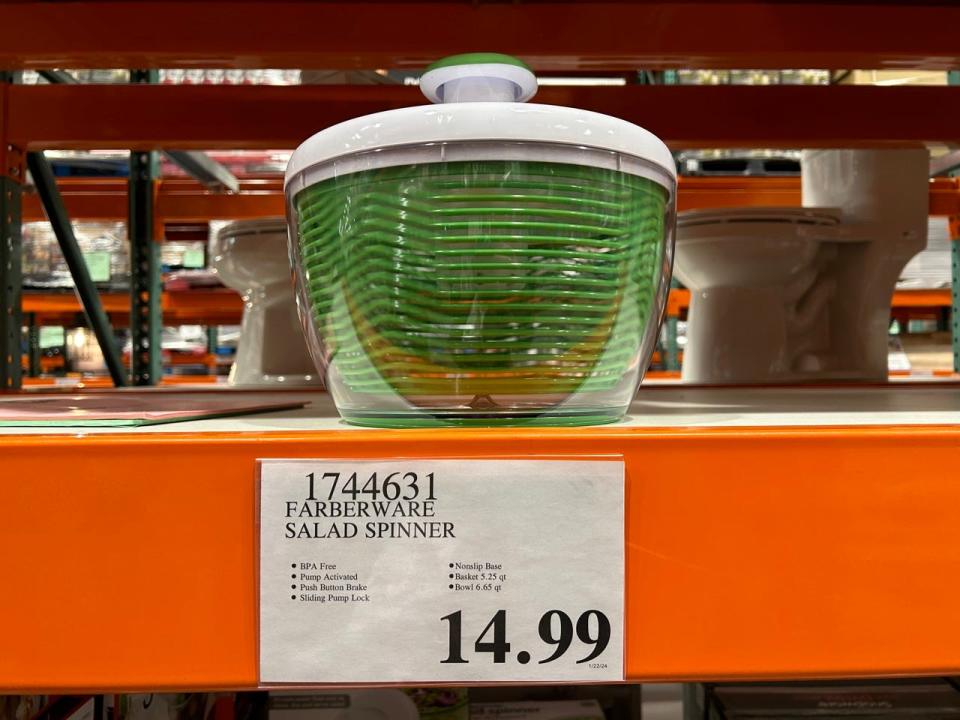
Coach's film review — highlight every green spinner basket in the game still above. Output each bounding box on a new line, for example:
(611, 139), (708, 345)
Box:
(285, 54), (676, 427)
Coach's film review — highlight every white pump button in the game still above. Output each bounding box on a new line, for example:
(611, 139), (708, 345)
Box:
(419, 53), (538, 104)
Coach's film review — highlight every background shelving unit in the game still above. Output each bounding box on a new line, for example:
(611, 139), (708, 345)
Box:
(13, 175), (960, 380)
(22, 289), (241, 327)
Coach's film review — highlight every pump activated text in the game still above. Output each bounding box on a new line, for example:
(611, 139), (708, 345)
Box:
(283, 469), (456, 540)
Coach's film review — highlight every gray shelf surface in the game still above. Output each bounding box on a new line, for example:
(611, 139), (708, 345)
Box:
(0, 383), (957, 435)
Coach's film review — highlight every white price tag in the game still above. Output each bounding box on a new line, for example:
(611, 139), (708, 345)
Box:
(258, 459), (624, 684)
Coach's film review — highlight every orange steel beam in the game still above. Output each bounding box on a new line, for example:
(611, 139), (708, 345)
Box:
(22, 292), (130, 316)
(667, 289), (691, 317)
(155, 178), (284, 223)
(891, 289), (953, 309)
(163, 290), (242, 325)
(644, 370), (682, 380)
(4, 415), (960, 688)
(39, 177), (794, 223)
(21, 376), (223, 389)
(20, 356), (64, 373)
(22, 290), (243, 326)
(21, 178), (128, 222)
(676, 178), (801, 212)
(10, 84), (960, 151)
(21, 178), (285, 240)
(658, 178), (960, 216)
(666, 288), (951, 317)
(3, 2), (960, 70)
(20, 177), (960, 225)
(24, 287), (941, 327)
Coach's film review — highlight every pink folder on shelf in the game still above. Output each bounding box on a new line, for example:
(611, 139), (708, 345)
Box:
(0, 392), (308, 427)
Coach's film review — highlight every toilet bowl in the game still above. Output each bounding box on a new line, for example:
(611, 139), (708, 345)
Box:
(675, 148), (928, 384)
(676, 208), (849, 383)
(210, 218), (321, 386)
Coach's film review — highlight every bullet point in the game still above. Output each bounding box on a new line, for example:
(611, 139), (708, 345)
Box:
(291, 563), (296, 568)
(291, 574), (296, 578)
(449, 584), (454, 589)
(449, 574), (453, 579)
(291, 584), (296, 589)
(449, 563), (453, 568)
(290, 595), (296, 600)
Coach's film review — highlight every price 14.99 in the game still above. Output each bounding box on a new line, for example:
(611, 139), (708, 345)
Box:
(441, 610), (611, 665)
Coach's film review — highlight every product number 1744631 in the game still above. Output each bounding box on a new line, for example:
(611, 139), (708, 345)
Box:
(306, 471), (436, 502)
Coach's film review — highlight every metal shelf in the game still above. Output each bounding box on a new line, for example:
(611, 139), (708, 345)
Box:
(21, 177), (284, 241)
(21, 374), (224, 388)
(668, 288), (954, 317)
(2, 384), (960, 690)
(10, 84), (960, 150)
(2, 2), (960, 71)
(19, 176), (960, 229)
(20, 287), (950, 329)
(22, 289), (243, 326)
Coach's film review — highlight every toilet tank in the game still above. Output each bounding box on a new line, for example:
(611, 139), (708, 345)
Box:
(801, 148), (929, 381)
(802, 148), (928, 244)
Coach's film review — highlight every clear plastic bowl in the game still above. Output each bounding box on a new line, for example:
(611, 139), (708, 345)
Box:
(286, 141), (675, 427)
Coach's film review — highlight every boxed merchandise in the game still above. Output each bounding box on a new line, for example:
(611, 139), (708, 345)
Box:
(470, 701), (604, 720)
(22, 221), (129, 288)
(269, 690), (468, 720)
(124, 694), (220, 720)
(708, 680), (960, 718)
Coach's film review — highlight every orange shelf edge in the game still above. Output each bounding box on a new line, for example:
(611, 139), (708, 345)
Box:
(4, 3), (960, 72)
(667, 288), (952, 317)
(11, 85), (960, 151)
(2, 418), (960, 690)
(5, 2), (960, 71)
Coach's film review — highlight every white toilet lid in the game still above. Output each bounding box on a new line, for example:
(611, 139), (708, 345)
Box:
(216, 217), (287, 242)
(678, 206), (841, 229)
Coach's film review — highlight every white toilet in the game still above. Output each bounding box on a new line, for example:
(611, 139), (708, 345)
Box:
(210, 218), (321, 386)
(675, 149), (929, 384)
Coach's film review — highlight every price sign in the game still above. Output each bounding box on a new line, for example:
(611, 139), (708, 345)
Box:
(258, 459), (624, 684)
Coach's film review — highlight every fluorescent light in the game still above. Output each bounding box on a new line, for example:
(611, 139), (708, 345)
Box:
(405, 76), (627, 87)
(537, 77), (627, 86)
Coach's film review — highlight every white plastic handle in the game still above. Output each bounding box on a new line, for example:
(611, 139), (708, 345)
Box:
(420, 63), (538, 104)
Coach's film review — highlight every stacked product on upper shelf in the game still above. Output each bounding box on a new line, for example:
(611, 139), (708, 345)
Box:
(22, 221), (128, 289)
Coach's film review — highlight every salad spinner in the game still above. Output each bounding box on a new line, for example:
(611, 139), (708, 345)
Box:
(285, 54), (676, 427)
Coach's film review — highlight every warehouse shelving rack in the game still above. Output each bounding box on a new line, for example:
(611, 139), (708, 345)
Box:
(19, 174), (960, 228)
(19, 286), (952, 341)
(22, 288), (242, 327)
(4, 0), (960, 692)
(14, 174), (960, 376)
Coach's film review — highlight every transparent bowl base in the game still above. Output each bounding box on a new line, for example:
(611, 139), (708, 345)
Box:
(334, 394), (629, 428)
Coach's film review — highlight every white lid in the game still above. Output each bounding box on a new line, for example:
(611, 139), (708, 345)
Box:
(285, 54), (675, 192)
(678, 207), (841, 228)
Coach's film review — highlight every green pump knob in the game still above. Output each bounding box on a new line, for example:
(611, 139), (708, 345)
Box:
(419, 53), (537, 104)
